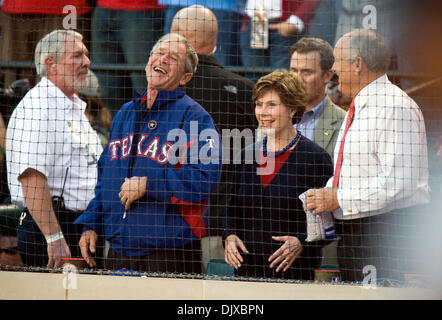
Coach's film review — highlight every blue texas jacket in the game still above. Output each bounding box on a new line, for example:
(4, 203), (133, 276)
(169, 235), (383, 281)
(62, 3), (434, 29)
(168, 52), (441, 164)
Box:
(75, 88), (222, 256)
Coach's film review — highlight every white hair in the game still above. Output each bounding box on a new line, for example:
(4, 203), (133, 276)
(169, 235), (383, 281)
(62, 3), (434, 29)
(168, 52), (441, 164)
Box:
(34, 29), (84, 76)
(79, 70), (101, 97)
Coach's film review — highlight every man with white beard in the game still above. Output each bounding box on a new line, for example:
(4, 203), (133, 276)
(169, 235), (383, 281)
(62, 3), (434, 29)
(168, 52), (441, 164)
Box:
(6, 30), (103, 268)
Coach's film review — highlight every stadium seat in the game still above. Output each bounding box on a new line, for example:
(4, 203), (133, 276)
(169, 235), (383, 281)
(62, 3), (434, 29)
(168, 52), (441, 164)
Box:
(205, 258), (234, 277)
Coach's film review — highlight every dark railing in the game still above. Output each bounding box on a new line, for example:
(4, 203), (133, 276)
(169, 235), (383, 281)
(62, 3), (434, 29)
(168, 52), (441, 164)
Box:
(0, 60), (438, 80)
(2, 60), (439, 97)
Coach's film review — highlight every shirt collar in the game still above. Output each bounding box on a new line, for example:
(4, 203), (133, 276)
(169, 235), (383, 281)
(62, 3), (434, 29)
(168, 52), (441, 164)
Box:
(136, 87), (185, 111)
(301, 95), (327, 119)
(354, 74), (389, 110)
(40, 77), (86, 112)
(72, 94), (87, 112)
(310, 95), (328, 116)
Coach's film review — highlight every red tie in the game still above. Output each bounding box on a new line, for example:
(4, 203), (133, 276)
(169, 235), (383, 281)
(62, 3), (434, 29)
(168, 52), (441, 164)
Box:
(333, 100), (355, 188)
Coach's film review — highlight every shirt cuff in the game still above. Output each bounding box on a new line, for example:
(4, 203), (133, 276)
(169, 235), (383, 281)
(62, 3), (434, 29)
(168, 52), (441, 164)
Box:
(287, 15), (305, 34)
(325, 176), (334, 188)
(337, 188), (360, 216)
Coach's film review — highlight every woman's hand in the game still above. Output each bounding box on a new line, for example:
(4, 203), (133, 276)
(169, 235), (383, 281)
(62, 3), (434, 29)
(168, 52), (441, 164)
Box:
(268, 235), (303, 272)
(224, 234), (249, 269)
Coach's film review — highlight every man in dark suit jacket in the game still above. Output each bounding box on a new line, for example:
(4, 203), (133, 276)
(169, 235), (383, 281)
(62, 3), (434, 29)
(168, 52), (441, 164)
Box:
(171, 5), (257, 240)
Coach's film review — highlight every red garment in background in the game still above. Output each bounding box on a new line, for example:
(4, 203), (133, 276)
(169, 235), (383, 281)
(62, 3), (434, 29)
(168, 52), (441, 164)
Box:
(1, 0), (91, 15)
(281, 0), (321, 28)
(96, 0), (164, 10)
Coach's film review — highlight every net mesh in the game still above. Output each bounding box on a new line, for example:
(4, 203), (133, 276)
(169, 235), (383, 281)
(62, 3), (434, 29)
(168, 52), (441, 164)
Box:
(0, 0), (441, 288)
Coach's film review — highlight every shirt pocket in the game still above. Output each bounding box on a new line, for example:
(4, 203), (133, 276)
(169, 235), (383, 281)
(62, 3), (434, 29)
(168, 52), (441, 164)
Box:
(68, 125), (99, 167)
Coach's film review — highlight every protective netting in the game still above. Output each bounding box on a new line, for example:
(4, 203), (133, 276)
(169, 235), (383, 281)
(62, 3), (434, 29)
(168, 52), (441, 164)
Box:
(1, 0), (441, 288)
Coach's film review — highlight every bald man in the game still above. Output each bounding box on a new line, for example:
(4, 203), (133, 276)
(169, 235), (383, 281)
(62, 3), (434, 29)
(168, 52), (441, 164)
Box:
(304, 29), (429, 282)
(171, 5), (257, 237)
(171, 5), (218, 56)
(161, 1), (242, 67)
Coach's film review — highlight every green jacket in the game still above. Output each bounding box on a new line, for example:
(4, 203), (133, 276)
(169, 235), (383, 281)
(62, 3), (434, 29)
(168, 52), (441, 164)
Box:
(312, 97), (346, 163)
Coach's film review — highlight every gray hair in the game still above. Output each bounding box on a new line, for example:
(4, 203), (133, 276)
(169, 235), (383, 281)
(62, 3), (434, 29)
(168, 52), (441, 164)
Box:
(346, 29), (391, 72)
(34, 29), (84, 76)
(150, 33), (198, 75)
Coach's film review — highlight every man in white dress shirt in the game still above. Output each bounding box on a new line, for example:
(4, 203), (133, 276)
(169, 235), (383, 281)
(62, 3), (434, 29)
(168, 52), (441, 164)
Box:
(6, 30), (103, 268)
(304, 29), (430, 282)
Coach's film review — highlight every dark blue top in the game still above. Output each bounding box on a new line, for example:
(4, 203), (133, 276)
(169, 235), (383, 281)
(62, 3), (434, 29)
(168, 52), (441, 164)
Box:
(222, 136), (333, 280)
(75, 88), (222, 256)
